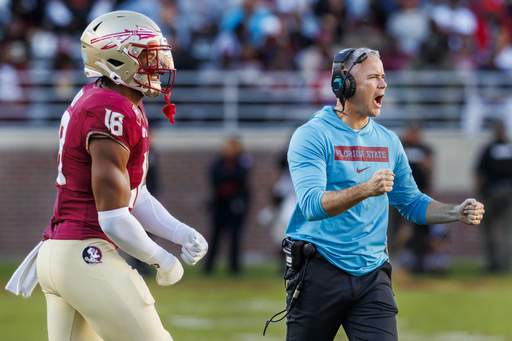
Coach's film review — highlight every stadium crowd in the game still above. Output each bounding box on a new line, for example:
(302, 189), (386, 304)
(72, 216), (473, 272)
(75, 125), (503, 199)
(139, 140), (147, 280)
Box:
(1, 0), (512, 78)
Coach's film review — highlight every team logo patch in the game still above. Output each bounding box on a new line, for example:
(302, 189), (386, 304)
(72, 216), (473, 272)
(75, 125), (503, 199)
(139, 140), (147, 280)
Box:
(82, 246), (103, 265)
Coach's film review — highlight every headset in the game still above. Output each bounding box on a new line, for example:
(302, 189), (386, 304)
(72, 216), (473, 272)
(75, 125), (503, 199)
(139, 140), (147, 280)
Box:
(331, 48), (368, 110)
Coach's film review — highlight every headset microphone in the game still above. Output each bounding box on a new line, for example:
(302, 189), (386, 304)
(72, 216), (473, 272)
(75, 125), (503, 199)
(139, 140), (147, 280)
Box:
(354, 52), (368, 65)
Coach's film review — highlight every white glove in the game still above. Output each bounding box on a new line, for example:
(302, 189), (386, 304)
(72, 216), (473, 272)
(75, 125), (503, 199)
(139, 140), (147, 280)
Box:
(156, 255), (184, 286)
(131, 186), (208, 265)
(177, 228), (208, 266)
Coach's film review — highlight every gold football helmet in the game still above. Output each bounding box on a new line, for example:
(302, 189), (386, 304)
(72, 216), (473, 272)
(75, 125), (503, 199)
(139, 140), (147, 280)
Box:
(81, 10), (175, 98)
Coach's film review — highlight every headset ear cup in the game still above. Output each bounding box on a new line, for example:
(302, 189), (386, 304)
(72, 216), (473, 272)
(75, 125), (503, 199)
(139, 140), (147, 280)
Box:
(332, 76), (342, 97)
(342, 71), (356, 99)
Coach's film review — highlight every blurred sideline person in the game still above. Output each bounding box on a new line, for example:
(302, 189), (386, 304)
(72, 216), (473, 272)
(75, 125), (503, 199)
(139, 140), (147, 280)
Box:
(388, 123), (449, 274)
(475, 120), (512, 273)
(281, 47), (485, 341)
(205, 136), (252, 275)
(258, 148), (296, 267)
(6, 11), (207, 341)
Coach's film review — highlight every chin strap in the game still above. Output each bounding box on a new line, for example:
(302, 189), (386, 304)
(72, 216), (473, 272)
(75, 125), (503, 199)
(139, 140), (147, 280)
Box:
(163, 92), (176, 124)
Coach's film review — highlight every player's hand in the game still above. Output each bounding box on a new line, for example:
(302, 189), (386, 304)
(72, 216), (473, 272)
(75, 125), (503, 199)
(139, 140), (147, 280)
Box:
(156, 255), (184, 286)
(180, 229), (208, 266)
(458, 198), (485, 226)
(366, 169), (395, 196)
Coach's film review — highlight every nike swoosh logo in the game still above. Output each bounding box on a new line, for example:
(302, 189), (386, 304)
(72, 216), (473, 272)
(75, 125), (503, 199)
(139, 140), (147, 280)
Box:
(356, 166), (370, 173)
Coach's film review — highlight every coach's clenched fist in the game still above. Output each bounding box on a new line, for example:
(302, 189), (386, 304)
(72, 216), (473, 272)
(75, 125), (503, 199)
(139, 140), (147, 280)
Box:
(458, 198), (485, 226)
(366, 169), (395, 197)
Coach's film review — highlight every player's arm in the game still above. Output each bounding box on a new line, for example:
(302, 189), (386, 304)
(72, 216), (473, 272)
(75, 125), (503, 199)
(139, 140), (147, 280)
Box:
(90, 136), (183, 285)
(321, 169), (395, 217)
(131, 185), (208, 265)
(425, 199), (485, 226)
(90, 136), (131, 210)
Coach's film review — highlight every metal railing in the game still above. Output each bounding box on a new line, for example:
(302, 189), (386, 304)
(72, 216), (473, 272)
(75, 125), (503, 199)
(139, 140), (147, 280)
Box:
(2, 68), (511, 131)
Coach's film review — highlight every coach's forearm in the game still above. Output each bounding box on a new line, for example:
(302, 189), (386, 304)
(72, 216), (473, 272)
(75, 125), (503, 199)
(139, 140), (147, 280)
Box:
(424, 201), (459, 225)
(321, 183), (368, 217)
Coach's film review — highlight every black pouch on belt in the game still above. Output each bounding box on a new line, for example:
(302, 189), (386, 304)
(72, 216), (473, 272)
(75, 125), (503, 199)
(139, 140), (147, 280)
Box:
(282, 238), (316, 272)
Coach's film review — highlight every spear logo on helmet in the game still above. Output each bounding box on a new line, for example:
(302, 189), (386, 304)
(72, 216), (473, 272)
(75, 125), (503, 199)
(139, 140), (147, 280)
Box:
(91, 26), (159, 50)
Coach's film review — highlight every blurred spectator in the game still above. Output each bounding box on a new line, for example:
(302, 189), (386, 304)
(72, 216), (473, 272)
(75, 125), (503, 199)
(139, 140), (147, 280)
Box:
(52, 51), (79, 99)
(492, 27), (512, 72)
(0, 62), (23, 103)
(470, 0), (509, 69)
(44, 0), (100, 34)
(3, 0), (512, 128)
(389, 123), (449, 274)
(386, 0), (430, 58)
(429, 0), (477, 54)
(0, 32), (30, 118)
(342, 11), (388, 54)
(258, 146), (296, 264)
(218, 0), (275, 48)
(1, 0), (507, 74)
(0, 42), (25, 120)
(409, 18), (453, 70)
(2, 15), (31, 69)
(295, 12), (337, 76)
(205, 136), (252, 275)
(312, 0), (347, 44)
(475, 120), (512, 273)
(116, 0), (162, 26)
(0, 1), (12, 37)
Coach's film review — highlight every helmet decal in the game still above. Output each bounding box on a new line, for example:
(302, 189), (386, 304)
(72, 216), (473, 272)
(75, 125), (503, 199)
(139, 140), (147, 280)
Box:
(91, 26), (159, 50)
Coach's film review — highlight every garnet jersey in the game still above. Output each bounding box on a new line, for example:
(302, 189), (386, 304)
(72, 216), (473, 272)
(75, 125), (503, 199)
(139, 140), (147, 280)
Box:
(43, 82), (150, 242)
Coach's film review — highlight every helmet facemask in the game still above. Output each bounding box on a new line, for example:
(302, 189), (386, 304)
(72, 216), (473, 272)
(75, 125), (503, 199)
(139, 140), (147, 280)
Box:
(128, 41), (176, 98)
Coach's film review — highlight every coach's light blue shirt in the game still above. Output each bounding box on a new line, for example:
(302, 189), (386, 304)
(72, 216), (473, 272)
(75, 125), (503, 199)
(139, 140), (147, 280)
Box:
(286, 106), (433, 276)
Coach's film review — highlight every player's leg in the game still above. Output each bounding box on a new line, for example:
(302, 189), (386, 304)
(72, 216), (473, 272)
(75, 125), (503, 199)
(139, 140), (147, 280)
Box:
(496, 191), (512, 271)
(229, 213), (245, 273)
(342, 262), (399, 341)
(204, 209), (224, 273)
(37, 239), (103, 341)
(45, 292), (103, 341)
(480, 195), (499, 271)
(47, 239), (173, 341)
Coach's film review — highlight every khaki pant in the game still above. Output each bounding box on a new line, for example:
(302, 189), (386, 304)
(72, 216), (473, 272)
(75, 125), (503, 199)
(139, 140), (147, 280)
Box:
(36, 238), (173, 341)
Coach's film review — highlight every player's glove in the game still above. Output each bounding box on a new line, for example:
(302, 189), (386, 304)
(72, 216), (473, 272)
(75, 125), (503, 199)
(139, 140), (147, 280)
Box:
(155, 254), (184, 286)
(131, 186), (208, 265)
(175, 228), (208, 266)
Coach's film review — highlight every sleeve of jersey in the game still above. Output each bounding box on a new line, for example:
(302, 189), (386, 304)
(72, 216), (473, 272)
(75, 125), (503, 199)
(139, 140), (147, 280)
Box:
(388, 141), (433, 225)
(287, 126), (330, 221)
(84, 103), (138, 150)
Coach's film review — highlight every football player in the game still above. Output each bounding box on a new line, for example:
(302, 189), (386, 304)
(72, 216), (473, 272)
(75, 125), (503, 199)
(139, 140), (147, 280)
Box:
(7, 10), (207, 341)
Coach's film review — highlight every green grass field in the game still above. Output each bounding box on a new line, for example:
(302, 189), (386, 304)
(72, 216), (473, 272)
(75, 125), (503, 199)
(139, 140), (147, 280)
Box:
(1, 260), (511, 341)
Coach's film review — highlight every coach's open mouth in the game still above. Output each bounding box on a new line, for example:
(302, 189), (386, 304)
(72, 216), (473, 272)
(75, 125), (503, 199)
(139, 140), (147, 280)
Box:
(375, 94), (384, 107)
